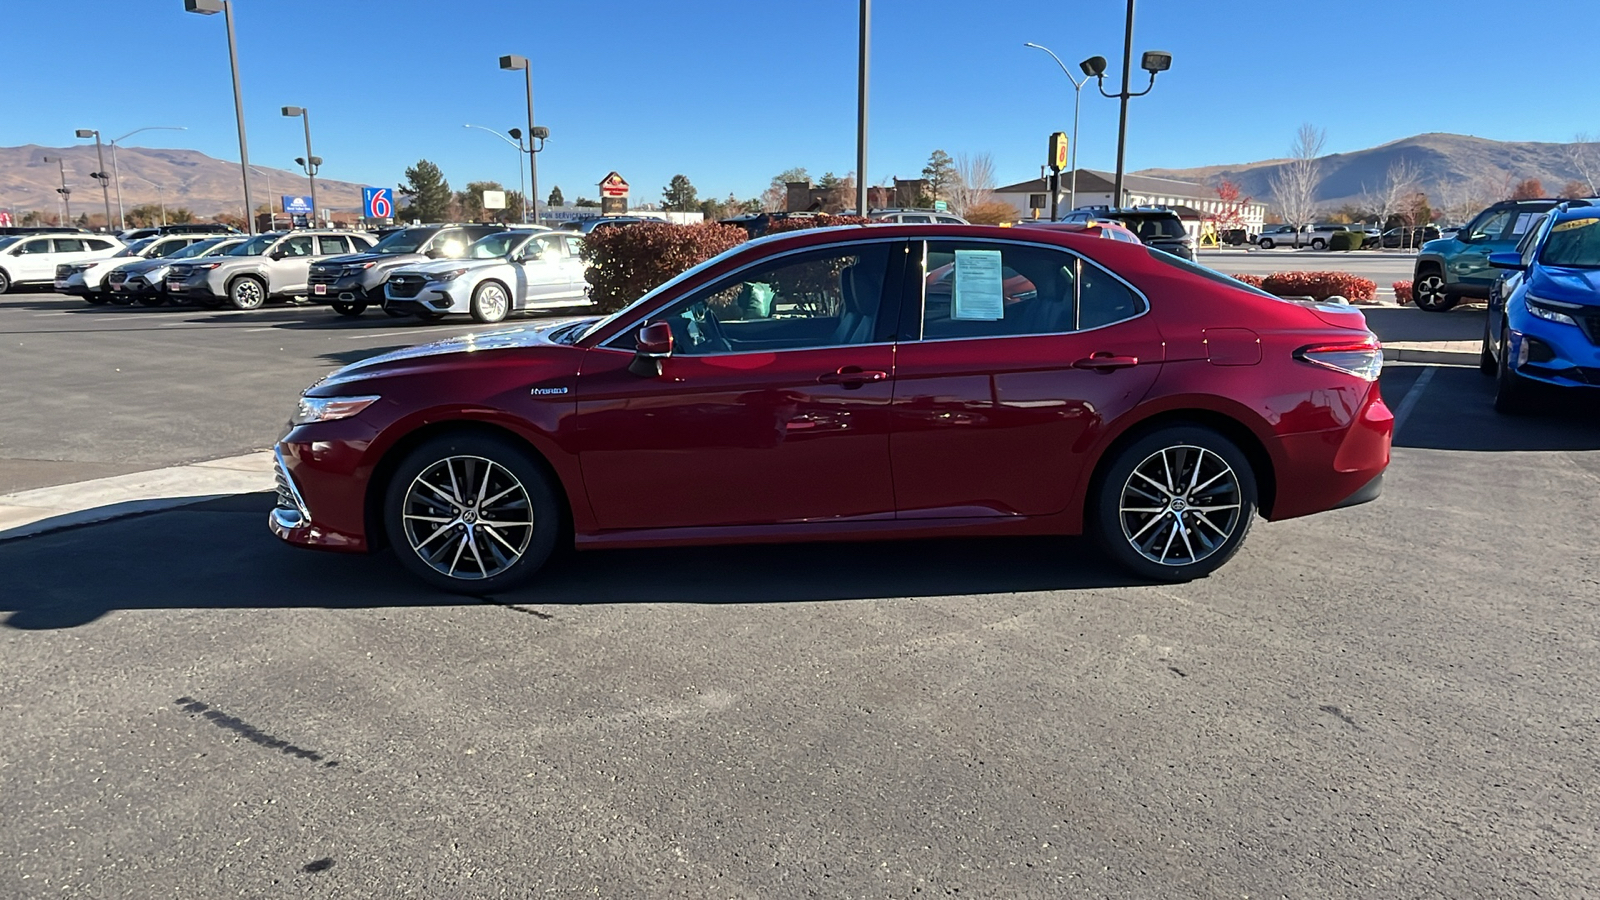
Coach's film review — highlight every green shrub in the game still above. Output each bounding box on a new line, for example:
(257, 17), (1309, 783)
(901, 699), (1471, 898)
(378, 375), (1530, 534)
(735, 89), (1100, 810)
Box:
(581, 222), (746, 313)
(1328, 230), (1364, 251)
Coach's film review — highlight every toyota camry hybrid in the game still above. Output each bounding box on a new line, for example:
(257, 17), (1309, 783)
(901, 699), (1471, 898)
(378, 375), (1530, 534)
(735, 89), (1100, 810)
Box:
(270, 224), (1392, 593)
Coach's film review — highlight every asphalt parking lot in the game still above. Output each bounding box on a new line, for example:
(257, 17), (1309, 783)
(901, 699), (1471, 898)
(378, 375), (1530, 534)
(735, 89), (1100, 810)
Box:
(5, 291), (1600, 897)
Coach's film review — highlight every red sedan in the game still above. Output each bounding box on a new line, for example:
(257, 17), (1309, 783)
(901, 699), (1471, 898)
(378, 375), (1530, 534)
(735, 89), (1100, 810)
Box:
(271, 225), (1391, 592)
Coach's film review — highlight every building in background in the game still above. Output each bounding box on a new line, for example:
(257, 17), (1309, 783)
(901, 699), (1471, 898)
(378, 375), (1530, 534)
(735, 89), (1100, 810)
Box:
(995, 169), (1267, 235)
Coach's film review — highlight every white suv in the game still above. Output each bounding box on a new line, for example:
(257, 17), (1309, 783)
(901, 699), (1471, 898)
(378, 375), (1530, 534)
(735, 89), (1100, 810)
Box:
(57, 233), (226, 304)
(0, 233), (123, 294)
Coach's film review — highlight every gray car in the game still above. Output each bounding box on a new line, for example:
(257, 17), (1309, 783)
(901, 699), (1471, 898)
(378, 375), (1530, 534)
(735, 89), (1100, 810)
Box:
(165, 230), (377, 310)
(307, 224), (508, 317)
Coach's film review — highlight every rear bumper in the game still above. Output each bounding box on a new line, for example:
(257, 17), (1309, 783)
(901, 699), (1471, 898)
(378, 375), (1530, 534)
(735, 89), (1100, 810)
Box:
(1331, 472), (1384, 509)
(1268, 388), (1393, 521)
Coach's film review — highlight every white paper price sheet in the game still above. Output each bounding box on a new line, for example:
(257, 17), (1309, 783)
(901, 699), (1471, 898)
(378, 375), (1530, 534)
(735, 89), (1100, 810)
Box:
(951, 249), (1004, 321)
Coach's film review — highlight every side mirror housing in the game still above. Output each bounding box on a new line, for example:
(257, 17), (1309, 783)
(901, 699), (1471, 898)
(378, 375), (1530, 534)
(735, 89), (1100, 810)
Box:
(1488, 252), (1525, 270)
(628, 321), (674, 377)
(268, 248), (285, 260)
(424, 248), (446, 259)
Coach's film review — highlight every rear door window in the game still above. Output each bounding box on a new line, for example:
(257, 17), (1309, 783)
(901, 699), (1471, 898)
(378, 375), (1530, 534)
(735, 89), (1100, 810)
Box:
(914, 240), (1145, 340)
(53, 238), (86, 253)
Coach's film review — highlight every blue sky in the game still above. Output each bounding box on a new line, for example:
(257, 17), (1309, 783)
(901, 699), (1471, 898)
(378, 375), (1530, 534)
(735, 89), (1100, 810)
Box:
(4, 0), (1597, 205)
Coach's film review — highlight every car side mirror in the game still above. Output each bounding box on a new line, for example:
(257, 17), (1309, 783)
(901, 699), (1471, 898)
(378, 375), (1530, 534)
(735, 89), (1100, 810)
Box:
(269, 248), (286, 260)
(628, 321), (674, 377)
(1488, 252), (1525, 270)
(425, 248), (446, 259)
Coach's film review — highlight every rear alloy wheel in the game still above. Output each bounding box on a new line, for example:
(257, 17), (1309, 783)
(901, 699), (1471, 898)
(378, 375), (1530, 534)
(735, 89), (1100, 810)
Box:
(1093, 426), (1257, 582)
(331, 298), (367, 317)
(383, 433), (561, 593)
(1412, 270), (1457, 312)
(228, 276), (267, 311)
(471, 281), (510, 324)
(1311, 238), (1327, 250)
(1258, 238), (1275, 250)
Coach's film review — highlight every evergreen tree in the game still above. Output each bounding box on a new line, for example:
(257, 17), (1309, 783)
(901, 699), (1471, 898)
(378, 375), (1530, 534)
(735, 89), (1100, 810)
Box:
(547, 185), (565, 208)
(661, 174), (699, 212)
(399, 159), (452, 223)
(921, 150), (955, 201)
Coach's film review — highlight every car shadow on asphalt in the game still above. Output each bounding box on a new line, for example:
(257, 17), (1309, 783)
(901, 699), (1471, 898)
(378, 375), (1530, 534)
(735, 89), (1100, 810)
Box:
(1364, 305), (1486, 344)
(1, 492), (1145, 630)
(1387, 364), (1600, 452)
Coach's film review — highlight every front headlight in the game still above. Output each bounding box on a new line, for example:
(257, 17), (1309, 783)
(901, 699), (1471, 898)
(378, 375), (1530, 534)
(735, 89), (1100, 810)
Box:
(291, 394), (380, 426)
(1526, 294), (1579, 327)
(427, 268), (468, 282)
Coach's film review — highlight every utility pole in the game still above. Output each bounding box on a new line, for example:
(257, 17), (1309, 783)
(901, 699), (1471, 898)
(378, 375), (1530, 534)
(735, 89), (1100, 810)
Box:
(856, 0), (870, 216)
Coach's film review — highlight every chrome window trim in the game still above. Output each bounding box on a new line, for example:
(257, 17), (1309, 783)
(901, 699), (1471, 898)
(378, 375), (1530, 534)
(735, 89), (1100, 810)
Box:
(907, 236), (1152, 343)
(598, 236), (911, 354)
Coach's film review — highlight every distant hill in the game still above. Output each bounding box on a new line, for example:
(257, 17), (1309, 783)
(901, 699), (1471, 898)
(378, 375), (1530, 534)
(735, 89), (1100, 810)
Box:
(1136, 133), (1599, 215)
(0, 144), (370, 220)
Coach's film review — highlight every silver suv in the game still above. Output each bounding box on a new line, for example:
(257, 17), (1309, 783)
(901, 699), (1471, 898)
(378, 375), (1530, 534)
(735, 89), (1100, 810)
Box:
(307, 223), (508, 317)
(165, 230), (377, 310)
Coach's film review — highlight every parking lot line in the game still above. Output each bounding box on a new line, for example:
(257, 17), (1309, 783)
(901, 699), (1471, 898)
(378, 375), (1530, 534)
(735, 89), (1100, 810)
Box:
(1391, 366), (1436, 436)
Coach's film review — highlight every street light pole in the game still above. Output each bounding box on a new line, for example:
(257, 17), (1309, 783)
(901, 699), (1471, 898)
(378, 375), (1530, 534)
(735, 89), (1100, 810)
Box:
(281, 106), (319, 225)
(1023, 43), (1091, 214)
(43, 157), (72, 224)
(1113, 0), (1135, 205)
(1082, 0), (1171, 209)
(74, 130), (115, 231)
(499, 55), (539, 224)
(856, 0), (870, 216)
(107, 126), (187, 230)
(184, 0), (254, 233)
(464, 124), (528, 223)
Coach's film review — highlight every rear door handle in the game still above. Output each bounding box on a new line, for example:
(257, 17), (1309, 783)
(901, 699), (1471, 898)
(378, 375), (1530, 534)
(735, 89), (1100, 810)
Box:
(1073, 354), (1139, 371)
(818, 366), (889, 387)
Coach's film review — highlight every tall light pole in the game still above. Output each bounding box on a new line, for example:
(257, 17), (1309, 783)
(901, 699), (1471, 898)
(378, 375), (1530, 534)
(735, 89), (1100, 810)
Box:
(183, 0), (254, 234)
(281, 106), (320, 225)
(1081, 0), (1172, 207)
(105, 126), (187, 230)
(42, 156), (72, 224)
(464, 124), (528, 223)
(856, 0), (870, 215)
(73, 130), (115, 231)
(1023, 43), (1095, 215)
(499, 54), (539, 224)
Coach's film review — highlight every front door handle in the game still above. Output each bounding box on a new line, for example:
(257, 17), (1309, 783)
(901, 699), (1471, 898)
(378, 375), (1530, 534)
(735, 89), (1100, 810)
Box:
(818, 366), (889, 387)
(1073, 353), (1139, 371)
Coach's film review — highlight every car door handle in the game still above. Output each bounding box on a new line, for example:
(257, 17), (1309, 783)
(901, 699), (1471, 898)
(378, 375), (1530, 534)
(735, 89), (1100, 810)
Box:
(1073, 354), (1139, 371)
(818, 366), (888, 387)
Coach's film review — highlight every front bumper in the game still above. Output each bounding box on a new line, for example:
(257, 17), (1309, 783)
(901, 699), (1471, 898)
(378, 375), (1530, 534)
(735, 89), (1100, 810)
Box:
(1503, 312), (1600, 389)
(269, 435), (373, 553)
(307, 273), (378, 304)
(166, 275), (220, 299)
(384, 278), (468, 314)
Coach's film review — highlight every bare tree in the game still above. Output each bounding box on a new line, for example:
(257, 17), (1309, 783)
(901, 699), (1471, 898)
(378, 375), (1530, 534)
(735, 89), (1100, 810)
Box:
(1267, 123), (1326, 247)
(948, 152), (997, 217)
(1566, 133), (1599, 196)
(1358, 157), (1420, 232)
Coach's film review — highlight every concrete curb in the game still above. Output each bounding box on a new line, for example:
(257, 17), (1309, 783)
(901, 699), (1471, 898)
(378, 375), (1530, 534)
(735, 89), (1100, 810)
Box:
(0, 451), (275, 541)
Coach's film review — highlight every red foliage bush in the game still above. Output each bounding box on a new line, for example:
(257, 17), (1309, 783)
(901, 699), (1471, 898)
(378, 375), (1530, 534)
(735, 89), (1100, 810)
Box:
(1231, 273), (1265, 288)
(1392, 280), (1413, 304)
(1259, 271), (1378, 303)
(581, 222), (746, 312)
(765, 214), (872, 234)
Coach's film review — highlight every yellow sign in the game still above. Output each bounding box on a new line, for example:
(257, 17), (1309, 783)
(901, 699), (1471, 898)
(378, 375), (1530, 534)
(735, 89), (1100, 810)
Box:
(1551, 217), (1599, 232)
(1048, 132), (1069, 172)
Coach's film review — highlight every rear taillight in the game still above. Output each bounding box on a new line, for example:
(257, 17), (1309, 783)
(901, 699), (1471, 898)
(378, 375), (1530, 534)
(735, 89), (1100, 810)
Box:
(1295, 336), (1383, 381)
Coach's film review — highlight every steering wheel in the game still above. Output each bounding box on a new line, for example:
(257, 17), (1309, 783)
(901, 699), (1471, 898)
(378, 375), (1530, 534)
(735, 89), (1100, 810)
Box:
(678, 300), (732, 353)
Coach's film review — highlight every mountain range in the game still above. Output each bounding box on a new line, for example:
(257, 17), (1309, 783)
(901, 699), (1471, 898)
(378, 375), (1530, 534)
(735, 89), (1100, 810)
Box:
(1136, 133), (1599, 213)
(0, 144), (369, 220)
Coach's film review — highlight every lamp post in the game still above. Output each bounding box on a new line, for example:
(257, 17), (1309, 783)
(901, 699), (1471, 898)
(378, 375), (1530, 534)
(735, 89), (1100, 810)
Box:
(73, 129), (115, 231)
(42, 156), (71, 224)
(1080, 0), (1172, 208)
(280, 106), (319, 225)
(856, 0), (870, 216)
(464, 124), (529, 223)
(1023, 43), (1096, 216)
(183, 0), (254, 234)
(498, 54), (539, 224)
(105, 126), (187, 230)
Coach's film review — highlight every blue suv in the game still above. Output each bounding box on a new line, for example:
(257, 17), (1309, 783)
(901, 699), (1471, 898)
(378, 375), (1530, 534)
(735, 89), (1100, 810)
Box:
(1481, 201), (1600, 413)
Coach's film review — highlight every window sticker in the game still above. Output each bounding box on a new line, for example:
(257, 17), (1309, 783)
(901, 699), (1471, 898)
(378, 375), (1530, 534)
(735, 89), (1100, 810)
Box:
(951, 249), (1004, 321)
(1511, 212), (1540, 236)
(1551, 217), (1599, 233)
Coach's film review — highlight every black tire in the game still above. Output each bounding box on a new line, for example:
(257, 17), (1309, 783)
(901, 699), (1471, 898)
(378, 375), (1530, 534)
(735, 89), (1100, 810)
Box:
(135, 293), (167, 307)
(1258, 238), (1275, 250)
(1412, 267), (1458, 313)
(382, 432), (562, 594)
(1091, 425), (1258, 582)
(1311, 238), (1326, 250)
(0, 269), (10, 294)
(331, 298), (367, 317)
(413, 308), (445, 322)
(228, 275), (267, 311)
(1494, 327), (1537, 415)
(1479, 314), (1497, 375)
(86, 293), (113, 305)
(470, 281), (511, 324)
(382, 305), (411, 318)
(165, 293), (190, 307)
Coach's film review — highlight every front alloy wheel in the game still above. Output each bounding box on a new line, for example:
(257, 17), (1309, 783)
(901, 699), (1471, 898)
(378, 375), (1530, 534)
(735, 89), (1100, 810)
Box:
(1094, 426), (1257, 582)
(384, 433), (560, 593)
(471, 282), (510, 324)
(1412, 270), (1457, 312)
(229, 276), (266, 310)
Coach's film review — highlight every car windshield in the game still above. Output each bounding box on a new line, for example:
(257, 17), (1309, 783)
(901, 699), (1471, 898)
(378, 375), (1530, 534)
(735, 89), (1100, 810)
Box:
(1538, 217), (1600, 269)
(170, 238), (227, 259)
(226, 235), (277, 256)
(116, 238), (157, 258)
(467, 232), (526, 259)
(1113, 215), (1186, 239)
(369, 228), (434, 254)
(0, 237), (16, 251)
